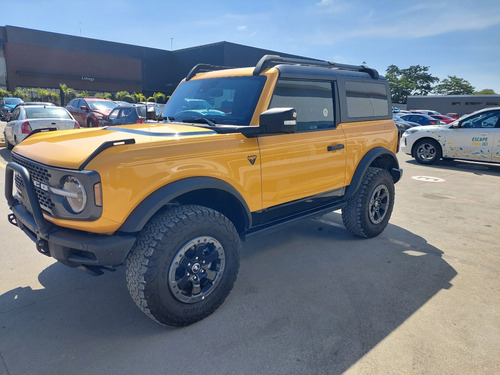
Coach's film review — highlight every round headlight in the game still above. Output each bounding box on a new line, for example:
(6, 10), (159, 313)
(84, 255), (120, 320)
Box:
(62, 176), (87, 213)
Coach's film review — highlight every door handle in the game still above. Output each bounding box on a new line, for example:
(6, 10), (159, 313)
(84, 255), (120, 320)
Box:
(327, 144), (345, 151)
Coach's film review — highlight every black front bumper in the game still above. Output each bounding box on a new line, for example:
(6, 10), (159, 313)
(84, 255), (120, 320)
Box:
(5, 161), (137, 272)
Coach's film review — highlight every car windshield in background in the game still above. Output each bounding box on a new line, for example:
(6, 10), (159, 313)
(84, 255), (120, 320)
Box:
(162, 76), (267, 126)
(5, 98), (23, 105)
(137, 106), (147, 117)
(25, 107), (72, 119)
(87, 101), (117, 111)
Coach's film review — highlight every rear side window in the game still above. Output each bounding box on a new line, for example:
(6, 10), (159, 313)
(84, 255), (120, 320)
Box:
(269, 80), (335, 132)
(345, 81), (389, 118)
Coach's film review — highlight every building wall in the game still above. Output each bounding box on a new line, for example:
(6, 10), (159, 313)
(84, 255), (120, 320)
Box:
(407, 95), (500, 116)
(0, 28), (7, 88)
(0, 25), (300, 97)
(6, 43), (142, 92)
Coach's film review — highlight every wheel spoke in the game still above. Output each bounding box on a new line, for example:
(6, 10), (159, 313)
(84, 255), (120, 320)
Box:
(203, 268), (217, 281)
(177, 274), (191, 290)
(191, 280), (201, 295)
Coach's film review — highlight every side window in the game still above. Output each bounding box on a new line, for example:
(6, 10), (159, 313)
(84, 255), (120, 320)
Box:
(10, 108), (20, 121)
(345, 81), (389, 118)
(121, 108), (133, 117)
(108, 109), (119, 120)
(461, 110), (500, 128)
(269, 80), (334, 132)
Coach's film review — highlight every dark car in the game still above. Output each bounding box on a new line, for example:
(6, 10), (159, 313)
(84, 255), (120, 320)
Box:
(400, 113), (443, 126)
(1, 97), (24, 120)
(393, 115), (418, 134)
(104, 104), (150, 125)
(66, 98), (117, 127)
(431, 114), (455, 124)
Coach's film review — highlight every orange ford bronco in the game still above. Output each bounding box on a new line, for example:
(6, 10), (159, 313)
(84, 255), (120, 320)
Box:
(5, 55), (402, 326)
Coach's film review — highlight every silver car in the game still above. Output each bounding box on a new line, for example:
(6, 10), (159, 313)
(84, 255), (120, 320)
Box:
(4, 105), (80, 150)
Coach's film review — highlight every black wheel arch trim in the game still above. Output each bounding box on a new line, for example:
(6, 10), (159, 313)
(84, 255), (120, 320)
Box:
(118, 177), (252, 233)
(345, 147), (402, 198)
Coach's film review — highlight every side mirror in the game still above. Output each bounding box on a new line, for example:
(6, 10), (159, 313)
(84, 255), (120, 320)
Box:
(80, 106), (88, 111)
(259, 107), (297, 134)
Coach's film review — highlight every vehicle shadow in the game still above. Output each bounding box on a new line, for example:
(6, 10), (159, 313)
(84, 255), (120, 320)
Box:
(0, 217), (457, 375)
(404, 157), (500, 176)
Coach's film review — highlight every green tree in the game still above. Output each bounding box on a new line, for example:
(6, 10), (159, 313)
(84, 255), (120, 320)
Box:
(153, 92), (167, 103)
(13, 88), (29, 101)
(475, 88), (497, 95)
(434, 75), (475, 95)
(133, 92), (146, 103)
(115, 91), (134, 103)
(386, 64), (439, 104)
(0, 88), (11, 98)
(59, 83), (77, 105)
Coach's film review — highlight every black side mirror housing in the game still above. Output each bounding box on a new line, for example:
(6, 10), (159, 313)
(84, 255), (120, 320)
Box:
(259, 107), (297, 134)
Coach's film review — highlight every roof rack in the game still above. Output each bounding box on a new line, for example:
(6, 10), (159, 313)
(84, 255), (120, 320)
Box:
(253, 54), (379, 79)
(185, 63), (233, 81)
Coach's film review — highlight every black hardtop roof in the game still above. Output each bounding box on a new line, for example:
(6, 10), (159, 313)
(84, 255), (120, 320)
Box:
(186, 54), (381, 81)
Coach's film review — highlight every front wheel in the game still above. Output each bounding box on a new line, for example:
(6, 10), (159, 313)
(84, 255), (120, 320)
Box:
(342, 167), (395, 238)
(125, 205), (241, 327)
(414, 139), (441, 164)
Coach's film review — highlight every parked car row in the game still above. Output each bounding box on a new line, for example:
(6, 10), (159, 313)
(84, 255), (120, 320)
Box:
(65, 98), (165, 127)
(3, 105), (80, 149)
(2, 97), (168, 150)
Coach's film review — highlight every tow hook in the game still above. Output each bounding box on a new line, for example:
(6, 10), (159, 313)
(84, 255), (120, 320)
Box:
(36, 239), (51, 256)
(7, 213), (18, 227)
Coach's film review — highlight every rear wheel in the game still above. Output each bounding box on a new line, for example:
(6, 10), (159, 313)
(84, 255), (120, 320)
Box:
(342, 167), (395, 238)
(414, 139), (441, 164)
(125, 205), (240, 326)
(4, 133), (14, 150)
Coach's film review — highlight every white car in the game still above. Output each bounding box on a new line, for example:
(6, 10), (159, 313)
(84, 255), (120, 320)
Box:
(401, 107), (500, 164)
(4, 105), (80, 150)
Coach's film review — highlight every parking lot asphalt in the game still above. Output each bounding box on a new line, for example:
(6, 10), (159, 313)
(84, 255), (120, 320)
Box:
(0, 133), (499, 375)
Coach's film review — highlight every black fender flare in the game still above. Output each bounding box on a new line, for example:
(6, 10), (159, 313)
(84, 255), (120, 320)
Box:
(344, 147), (401, 198)
(118, 177), (252, 233)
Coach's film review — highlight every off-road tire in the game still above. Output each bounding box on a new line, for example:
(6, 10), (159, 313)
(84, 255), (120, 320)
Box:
(342, 167), (395, 238)
(414, 139), (442, 165)
(125, 205), (240, 327)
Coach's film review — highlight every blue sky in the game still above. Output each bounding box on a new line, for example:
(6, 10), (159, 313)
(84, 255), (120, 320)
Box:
(2, 0), (500, 93)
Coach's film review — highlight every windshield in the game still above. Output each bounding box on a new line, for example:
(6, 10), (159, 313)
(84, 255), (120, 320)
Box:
(87, 100), (117, 111)
(5, 98), (23, 105)
(25, 107), (72, 119)
(161, 76), (266, 126)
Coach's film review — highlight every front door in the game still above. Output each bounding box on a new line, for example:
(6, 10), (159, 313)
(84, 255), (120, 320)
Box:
(443, 109), (500, 162)
(258, 79), (346, 209)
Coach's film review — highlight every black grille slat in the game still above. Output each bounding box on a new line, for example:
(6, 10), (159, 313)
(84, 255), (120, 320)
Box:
(12, 154), (55, 212)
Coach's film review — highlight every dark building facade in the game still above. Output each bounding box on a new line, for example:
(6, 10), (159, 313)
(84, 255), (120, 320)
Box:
(0, 25), (298, 97)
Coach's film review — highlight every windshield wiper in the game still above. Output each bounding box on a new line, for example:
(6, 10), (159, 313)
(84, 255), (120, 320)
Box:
(181, 118), (216, 126)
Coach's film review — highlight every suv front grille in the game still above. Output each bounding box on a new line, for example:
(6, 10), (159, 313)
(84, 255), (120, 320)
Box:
(12, 154), (55, 212)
